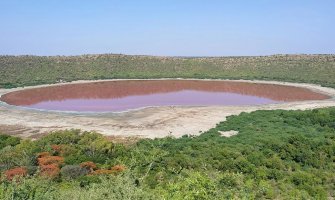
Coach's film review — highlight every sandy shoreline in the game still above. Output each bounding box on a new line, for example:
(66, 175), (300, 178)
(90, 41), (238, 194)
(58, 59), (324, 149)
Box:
(0, 79), (334, 139)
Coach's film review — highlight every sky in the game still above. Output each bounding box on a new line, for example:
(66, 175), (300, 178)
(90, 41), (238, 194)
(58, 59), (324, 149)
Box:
(0, 0), (334, 56)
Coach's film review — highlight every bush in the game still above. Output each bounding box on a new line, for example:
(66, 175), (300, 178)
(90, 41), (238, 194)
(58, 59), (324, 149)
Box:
(39, 164), (60, 179)
(51, 145), (63, 155)
(80, 161), (97, 172)
(37, 130), (81, 146)
(57, 174), (158, 199)
(90, 169), (114, 175)
(38, 156), (64, 166)
(3, 167), (27, 181)
(111, 165), (126, 172)
(0, 177), (58, 199)
(37, 152), (51, 158)
(26, 166), (38, 176)
(0, 134), (20, 150)
(78, 176), (102, 188)
(60, 165), (88, 180)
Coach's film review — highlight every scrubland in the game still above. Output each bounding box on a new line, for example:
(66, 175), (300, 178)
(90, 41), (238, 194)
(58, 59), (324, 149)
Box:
(1, 108), (335, 199)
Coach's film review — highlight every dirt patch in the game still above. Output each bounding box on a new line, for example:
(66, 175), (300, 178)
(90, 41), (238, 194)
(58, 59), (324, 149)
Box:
(219, 130), (239, 137)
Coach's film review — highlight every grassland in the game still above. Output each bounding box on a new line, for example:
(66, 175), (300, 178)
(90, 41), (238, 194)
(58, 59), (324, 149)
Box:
(1, 54), (335, 88)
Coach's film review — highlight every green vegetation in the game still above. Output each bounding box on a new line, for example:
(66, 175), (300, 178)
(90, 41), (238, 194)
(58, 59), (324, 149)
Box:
(1, 54), (335, 88)
(1, 107), (335, 199)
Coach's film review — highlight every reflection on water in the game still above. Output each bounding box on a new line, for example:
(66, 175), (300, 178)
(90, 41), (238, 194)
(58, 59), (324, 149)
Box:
(0, 80), (329, 112)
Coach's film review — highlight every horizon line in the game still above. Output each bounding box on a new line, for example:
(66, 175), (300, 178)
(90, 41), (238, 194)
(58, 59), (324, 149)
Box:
(1, 53), (335, 58)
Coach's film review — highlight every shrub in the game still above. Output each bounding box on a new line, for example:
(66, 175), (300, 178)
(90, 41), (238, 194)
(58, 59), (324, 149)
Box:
(57, 174), (159, 199)
(51, 144), (63, 155)
(163, 170), (218, 199)
(0, 134), (21, 150)
(37, 130), (81, 145)
(60, 165), (88, 180)
(90, 169), (114, 175)
(0, 177), (58, 199)
(37, 152), (51, 158)
(219, 173), (243, 189)
(89, 165), (126, 176)
(38, 156), (64, 166)
(39, 164), (60, 179)
(26, 166), (38, 176)
(0, 146), (22, 170)
(57, 145), (78, 157)
(4, 167), (27, 181)
(80, 161), (97, 172)
(111, 165), (126, 172)
(78, 176), (102, 187)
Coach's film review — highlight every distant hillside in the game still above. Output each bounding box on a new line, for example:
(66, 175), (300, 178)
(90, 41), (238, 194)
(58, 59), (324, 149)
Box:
(0, 54), (334, 88)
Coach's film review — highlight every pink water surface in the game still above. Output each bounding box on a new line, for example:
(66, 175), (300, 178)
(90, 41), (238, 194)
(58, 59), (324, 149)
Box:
(28, 90), (278, 112)
(2, 80), (329, 112)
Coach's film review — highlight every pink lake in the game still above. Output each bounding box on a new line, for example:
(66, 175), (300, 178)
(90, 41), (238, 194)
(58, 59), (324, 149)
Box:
(0, 80), (329, 112)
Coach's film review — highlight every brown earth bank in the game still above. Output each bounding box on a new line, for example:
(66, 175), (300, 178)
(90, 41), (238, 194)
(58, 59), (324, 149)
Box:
(0, 79), (334, 139)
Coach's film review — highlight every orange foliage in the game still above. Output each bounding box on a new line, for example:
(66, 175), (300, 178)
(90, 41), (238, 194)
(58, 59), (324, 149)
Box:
(4, 167), (27, 181)
(39, 164), (60, 178)
(80, 161), (97, 172)
(37, 152), (51, 158)
(51, 145), (63, 154)
(37, 156), (64, 166)
(111, 165), (126, 172)
(35, 152), (64, 179)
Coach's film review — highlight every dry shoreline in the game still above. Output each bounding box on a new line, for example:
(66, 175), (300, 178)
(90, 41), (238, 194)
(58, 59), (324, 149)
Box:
(0, 79), (334, 139)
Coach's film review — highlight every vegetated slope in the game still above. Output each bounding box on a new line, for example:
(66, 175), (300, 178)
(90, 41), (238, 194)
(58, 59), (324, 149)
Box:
(0, 54), (334, 88)
(1, 107), (335, 199)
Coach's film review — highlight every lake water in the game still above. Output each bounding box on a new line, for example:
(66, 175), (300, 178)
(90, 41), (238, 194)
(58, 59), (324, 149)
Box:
(0, 80), (329, 112)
